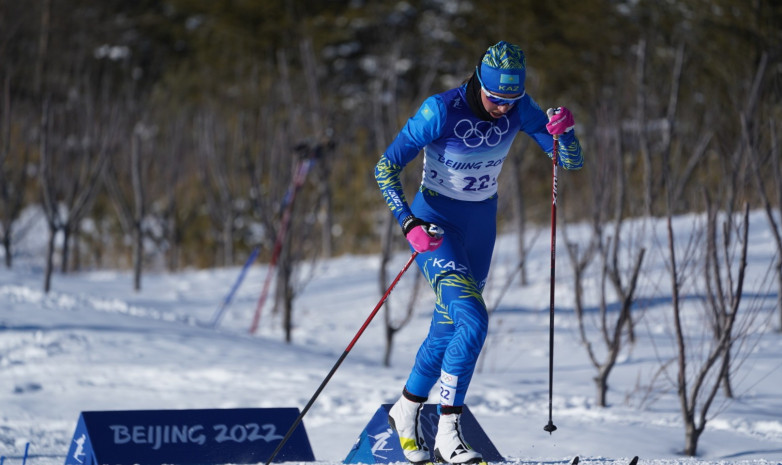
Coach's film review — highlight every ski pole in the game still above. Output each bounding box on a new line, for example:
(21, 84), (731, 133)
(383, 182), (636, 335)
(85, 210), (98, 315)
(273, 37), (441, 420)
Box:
(264, 251), (420, 465)
(207, 246), (260, 328)
(250, 158), (313, 334)
(544, 108), (559, 434)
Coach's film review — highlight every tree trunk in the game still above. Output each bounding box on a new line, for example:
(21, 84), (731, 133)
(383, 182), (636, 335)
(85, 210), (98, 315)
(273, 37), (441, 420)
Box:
(39, 97), (55, 293)
(380, 212), (394, 367)
(721, 347), (734, 399)
(383, 319), (395, 368)
(2, 233), (11, 268)
(44, 223), (56, 293)
(132, 126), (145, 291)
(280, 238), (293, 343)
(778, 257), (782, 332)
(72, 224), (81, 271)
(223, 216), (233, 267)
(133, 220), (143, 291)
(60, 224), (70, 273)
(635, 38), (653, 217)
(595, 369), (609, 408)
(684, 421), (702, 457)
(34, 0), (51, 96)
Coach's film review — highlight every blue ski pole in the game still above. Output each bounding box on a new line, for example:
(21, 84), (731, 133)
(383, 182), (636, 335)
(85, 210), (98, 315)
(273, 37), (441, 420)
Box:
(208, 246), (260, 328)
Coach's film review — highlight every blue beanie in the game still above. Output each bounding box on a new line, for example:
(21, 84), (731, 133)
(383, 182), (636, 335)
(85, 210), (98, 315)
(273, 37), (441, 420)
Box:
(477, 41), (526, 95)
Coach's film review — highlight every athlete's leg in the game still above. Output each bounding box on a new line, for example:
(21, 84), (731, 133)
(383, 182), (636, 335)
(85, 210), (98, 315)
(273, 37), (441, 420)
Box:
(403, 192), (497, 405)
(403, 235), (466, 399)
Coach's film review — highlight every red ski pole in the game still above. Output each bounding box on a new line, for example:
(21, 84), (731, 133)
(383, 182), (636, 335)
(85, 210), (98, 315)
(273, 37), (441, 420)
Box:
(264, 251), (420, 465)
(250, 159), (313, 334)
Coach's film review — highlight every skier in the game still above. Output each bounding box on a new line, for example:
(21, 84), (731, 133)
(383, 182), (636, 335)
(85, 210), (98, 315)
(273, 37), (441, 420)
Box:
(375, 41), (584, 464)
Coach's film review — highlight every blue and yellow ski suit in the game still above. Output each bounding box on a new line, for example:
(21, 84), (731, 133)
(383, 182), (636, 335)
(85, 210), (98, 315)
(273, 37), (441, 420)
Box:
(375, 83), (583, 406)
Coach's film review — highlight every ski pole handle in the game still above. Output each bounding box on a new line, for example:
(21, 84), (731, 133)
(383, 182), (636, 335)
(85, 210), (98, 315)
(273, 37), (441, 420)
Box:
(426, 224), (444, 239)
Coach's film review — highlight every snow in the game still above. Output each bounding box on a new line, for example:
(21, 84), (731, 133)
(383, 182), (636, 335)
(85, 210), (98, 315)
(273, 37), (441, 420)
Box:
(2, 210), (782, 465)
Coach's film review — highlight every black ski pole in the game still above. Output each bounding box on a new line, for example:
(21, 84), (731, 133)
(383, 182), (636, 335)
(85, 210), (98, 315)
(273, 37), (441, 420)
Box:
(544, 108), (559, 434)
(264, 251), (420, 465)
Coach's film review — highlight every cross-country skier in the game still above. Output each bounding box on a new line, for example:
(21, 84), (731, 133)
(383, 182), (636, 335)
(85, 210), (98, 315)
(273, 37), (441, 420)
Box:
(375, 40), (584, 464)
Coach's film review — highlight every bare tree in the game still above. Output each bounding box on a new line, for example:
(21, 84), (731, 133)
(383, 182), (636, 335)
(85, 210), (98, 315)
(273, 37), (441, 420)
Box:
(0, 67), (32, 268)
(247, 47), (328, 341)
(369, 42), (423, 366)
(300, 38), (335, 258)
(277, 142), (325, 343)
(634, 37), (654, 217)
(742, 53), (782, 331)
(242, 70), (325, 339)
(632, 40), (710, 217)
(104, 121), (154, 291)
(276, 222), (294, 343)
(38, 76), (116, 291)
(666, 201), (754, 456)
(748, 118), (782, 331)
(246, 120), (302, 339)
(568, 224), (645, 409)
(31, 0), (50, 96)
(566, 102), (646, 407)
(195, 109), (248, 267)
(245, 117), (288, 330)
(703, 194), (747, 398)
(505, 138), (535, 287)
(378, 198), (426, 367)
(145, 111), (202, 272)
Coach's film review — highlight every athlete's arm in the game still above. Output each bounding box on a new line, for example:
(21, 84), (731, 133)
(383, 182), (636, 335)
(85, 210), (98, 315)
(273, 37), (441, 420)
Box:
(519, 96), (584, 171)
(375, 95), (447, 225)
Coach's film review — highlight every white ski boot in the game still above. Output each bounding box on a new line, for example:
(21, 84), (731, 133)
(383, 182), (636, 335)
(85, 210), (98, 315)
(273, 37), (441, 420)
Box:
(388, 390), (431, 464)
(433, 407), (484, 465)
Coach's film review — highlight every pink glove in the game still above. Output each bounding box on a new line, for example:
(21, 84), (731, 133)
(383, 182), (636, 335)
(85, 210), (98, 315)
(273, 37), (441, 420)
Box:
(546, 107), (575, 135)
(402, 216), (444, 253)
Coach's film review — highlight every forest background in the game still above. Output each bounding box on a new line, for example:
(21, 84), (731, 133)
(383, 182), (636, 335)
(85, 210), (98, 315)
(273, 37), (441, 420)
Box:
(1, 0), (781, 291)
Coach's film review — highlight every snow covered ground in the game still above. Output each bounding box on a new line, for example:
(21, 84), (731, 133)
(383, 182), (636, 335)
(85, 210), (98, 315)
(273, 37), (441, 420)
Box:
(1, 210), (781, 465)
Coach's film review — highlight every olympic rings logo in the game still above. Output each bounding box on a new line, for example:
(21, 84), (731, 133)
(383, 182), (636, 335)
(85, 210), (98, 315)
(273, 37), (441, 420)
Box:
(453, 116), (510, 148)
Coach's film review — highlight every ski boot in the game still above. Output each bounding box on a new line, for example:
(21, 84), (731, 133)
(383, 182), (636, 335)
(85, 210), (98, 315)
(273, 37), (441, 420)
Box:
(433, 406), (485, 465)
(388, 389), (432, 464)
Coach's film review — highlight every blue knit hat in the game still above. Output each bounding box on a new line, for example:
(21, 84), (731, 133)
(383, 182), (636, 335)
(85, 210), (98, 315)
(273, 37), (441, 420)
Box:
(477, 41), (526, 95)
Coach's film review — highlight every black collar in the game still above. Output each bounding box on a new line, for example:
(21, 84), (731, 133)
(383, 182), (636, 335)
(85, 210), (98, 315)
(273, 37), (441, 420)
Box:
(465, 73), (495, 121)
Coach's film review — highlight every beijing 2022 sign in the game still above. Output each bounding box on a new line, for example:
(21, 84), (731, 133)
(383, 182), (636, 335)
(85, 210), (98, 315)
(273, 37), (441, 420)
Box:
(64, 408), (314, 465)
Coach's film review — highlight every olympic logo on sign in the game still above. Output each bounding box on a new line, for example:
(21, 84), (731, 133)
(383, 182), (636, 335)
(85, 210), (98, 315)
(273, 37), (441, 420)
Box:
(453, 116), (510, 148)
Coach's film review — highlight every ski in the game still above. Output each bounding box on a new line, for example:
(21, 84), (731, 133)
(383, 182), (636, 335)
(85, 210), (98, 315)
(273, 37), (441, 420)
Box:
(569, 456), (638, 465)
(405, 456), (634, 465)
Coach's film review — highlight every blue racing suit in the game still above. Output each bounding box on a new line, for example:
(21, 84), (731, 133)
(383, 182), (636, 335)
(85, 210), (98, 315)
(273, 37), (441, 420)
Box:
(375, 83), (583, 406)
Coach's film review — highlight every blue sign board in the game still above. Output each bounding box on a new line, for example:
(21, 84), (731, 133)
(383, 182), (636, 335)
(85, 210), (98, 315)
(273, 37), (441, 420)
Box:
(344, 404), (503, 464)
(64, 408), (314, 465)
